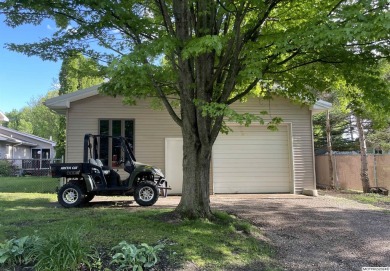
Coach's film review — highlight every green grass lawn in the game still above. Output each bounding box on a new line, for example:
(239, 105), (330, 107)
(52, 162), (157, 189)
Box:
(0, 190), (279, 270)
(0, 176), (59, 193)
(347, 192), (390, 206)
(321, 189), (390, 210)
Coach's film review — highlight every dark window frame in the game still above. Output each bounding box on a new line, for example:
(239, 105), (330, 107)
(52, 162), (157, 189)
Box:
(98, 119), (135, 167)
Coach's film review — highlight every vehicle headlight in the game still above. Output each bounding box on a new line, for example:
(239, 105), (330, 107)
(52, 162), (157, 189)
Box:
(153, 168), (164, 177)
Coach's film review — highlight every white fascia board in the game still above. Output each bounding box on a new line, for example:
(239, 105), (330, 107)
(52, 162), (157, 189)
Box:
(44, 85), (100, 114)
(311, 100), (332, 114)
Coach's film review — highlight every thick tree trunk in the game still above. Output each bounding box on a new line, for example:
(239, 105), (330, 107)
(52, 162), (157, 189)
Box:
(171, 0), (226, 218)
(176, 129), (213, 218)
(356, 116), (370, 193)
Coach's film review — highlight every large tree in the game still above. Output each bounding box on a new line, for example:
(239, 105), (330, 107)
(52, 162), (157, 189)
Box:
(1, 0), (389, 218)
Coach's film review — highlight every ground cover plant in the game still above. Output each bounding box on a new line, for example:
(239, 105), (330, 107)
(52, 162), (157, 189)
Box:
(0, 185), (278, 270)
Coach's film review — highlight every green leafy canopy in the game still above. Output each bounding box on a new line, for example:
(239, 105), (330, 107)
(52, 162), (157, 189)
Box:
(1, 0), (389, 118)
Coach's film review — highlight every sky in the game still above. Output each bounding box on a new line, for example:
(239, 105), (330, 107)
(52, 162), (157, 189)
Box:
(0, 14), (61, 113)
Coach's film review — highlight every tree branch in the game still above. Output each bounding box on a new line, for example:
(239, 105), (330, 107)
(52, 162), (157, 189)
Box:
(242, 0), (280, 42)
(276, 49), (301, 66)
(226, 77), (261, 105)
(150, 77), (183, 127)
(155, 0), (176, 35)
(268, 58), (343, 74)
(327, 0), (346, 17)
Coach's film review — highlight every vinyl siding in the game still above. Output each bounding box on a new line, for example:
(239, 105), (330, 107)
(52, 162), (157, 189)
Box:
(66, 95), (315, 193)
(66, 95), (182, 172)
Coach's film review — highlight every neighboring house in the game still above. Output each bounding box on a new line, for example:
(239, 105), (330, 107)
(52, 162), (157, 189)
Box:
(0, 126), (56, 172)
(45, 85), (331, 195)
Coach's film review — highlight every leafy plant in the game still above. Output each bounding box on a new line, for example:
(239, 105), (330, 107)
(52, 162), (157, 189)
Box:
(31, 229), (94, 271)
(0, 235), (40, 266)
(111, 241), (164, 271)
(0, 160), (14, 177)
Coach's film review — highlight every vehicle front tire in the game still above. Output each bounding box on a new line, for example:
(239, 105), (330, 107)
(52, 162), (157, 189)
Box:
(58, 183), (84, 208)
(134, 181), (159, 206)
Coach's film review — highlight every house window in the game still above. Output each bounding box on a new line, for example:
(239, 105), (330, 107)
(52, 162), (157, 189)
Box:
(32, 149), (41, 159)
(31, 149), (51, 168)
(99, 119), (134, 167)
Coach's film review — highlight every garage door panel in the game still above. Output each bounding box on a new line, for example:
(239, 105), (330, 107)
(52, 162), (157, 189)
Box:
(213, 125), (292, 193)
(215, 135), (287, 142)
(214, 174), (289, 180)
(225, 129), (287, 136)
(213, 157), (289, 165)
(216, 179), (285, 189)
(213, 146), (288, 153)
(213, 151), (285, 159)
(215, 186), (290, 194)
(213, 142), (287, 149)
(213, 164), (289, 172)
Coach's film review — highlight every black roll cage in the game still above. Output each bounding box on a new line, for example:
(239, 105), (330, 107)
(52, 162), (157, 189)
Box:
(83, 134), (136, 164)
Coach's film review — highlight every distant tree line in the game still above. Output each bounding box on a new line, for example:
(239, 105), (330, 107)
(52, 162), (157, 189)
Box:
(4, 54), (103, 159)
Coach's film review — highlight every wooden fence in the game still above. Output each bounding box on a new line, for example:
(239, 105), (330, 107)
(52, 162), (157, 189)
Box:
(315, 154), (390, 191)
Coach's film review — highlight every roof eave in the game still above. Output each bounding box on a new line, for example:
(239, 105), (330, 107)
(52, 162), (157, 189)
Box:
(0, 127), (56, 146)
(44, 85), (100, 114)
(311, 100), (332, 114)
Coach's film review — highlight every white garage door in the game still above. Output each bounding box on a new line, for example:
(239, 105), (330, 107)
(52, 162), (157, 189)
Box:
(213, 125), (292, 193)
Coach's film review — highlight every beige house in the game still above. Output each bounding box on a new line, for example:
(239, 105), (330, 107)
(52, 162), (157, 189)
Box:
(45, 85), (331, 195)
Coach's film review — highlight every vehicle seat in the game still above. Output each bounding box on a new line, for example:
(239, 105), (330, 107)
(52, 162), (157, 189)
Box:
(95, 159), (121, 187)
(88, 158), (104, 185)
(96, 159), (110, 175)
(89, 158), (97, 165)
(89, 159), (99, 173)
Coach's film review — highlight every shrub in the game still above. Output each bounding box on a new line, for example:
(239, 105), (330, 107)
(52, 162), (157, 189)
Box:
(111, 241), (164, 271)
(31, 229), (94, 271)
(0, 160), (14, 177)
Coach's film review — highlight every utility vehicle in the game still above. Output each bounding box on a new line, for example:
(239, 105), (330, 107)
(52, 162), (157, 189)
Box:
(50, 134), (169, 208)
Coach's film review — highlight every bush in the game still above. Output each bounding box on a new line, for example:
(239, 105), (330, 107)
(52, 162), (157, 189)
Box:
(0, 160), (14, 177)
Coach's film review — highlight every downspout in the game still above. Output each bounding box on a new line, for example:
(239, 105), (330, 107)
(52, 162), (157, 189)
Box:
(310, 111), (317, 190)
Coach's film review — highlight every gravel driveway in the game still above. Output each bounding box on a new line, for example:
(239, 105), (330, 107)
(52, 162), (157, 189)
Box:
(92, 194), (389, 270)
(211, 194), (390, 271)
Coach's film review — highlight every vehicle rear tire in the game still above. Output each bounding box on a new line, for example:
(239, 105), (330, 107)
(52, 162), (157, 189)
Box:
(83, 193), (95, 203)
(58, 183), (84, 208)
(134, 181), (159, 206)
